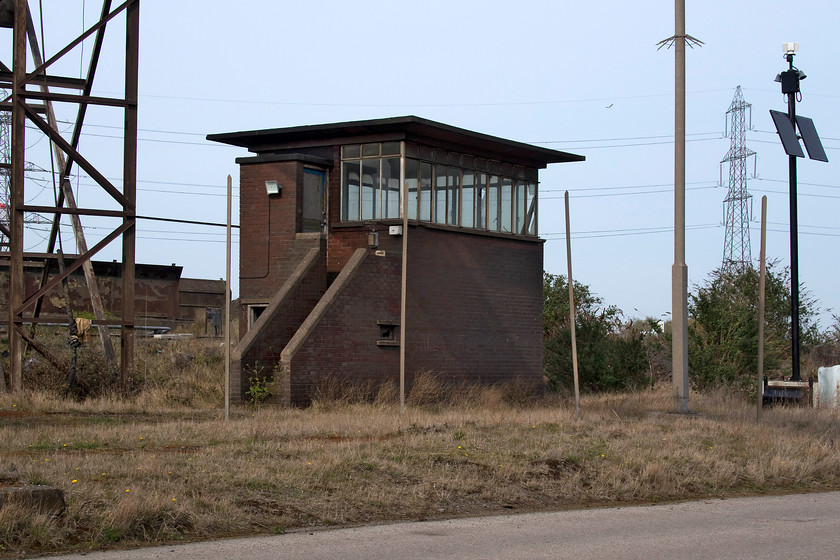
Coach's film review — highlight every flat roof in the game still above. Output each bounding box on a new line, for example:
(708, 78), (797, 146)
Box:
(207, 116), (584, 168)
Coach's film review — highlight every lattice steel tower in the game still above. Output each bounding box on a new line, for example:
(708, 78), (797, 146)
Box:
(721, 86), (756, 271)
(0, 87), (9, 247)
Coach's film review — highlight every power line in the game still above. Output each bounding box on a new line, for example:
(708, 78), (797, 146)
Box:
(754, 177), (840, 190)
(543, 180), (714, 193)
(541, 136), (721, 151)
(542, 185), (718, 200)
(136, 215), (240, 229)
(131, 87), (736, 108)
(532, 131), (721, 145)
(542, 223), (719, 240)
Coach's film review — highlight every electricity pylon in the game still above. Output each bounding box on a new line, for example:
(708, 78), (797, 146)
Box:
(721, 86), (756, 272)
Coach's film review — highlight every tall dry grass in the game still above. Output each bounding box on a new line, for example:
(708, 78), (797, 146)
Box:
(2, 336), (840, 556)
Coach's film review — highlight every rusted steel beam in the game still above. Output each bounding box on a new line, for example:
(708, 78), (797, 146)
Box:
(24, 6), (117, 371)
(0, 70), (85, 89)
(0, 101), (46, 112)
(22, 90), (127, 108)
(121, 0), (140, 390)
(22, 105), (131, 208)
(9, 0), (139, 390)
(19, 205), (128, 219)
(8, 0), (27, 392)
(15, 325), (66, 372)
(16, 221), (131, 315)
(1, 317), (126, 327)
(33, 0), (112, 332)
(20, 0), (132, 89)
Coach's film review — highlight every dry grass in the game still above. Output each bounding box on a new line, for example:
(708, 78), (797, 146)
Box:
(2, 342), (840, 557)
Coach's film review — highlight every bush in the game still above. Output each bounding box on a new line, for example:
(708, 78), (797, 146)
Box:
(543, 272), (648, 392)
(688, 262), (821, 394)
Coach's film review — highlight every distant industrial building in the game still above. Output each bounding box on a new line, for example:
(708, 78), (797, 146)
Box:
(0, 257), (225, 330)
(209, 116), (583, 405)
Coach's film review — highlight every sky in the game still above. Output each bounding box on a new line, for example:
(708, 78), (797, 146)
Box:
(5, 1), (840, 328)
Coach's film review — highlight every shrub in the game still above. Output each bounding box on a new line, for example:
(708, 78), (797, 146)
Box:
(688, 262), (821, 394)
(543, 272), (648, 392)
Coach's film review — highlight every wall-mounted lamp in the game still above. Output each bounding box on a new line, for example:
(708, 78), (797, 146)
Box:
(265, 180), (281, 195)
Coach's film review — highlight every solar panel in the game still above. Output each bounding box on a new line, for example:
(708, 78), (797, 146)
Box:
(770, 110), (804, 158)
(796, 115), (829, 162)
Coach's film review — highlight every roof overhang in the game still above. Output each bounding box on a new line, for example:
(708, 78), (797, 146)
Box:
(207, 116), (584, 169)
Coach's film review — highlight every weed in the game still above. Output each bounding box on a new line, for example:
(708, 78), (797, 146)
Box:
(245, 376), (271, 406)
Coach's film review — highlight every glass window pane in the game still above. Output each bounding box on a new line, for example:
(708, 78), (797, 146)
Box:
(447, 167), (460, 225)
(361, 160), (379, 220)
(461, 172), (474, 228)
(381, 141), (400, 156)
(500, 177), (512, 233)
(488, 175), (500, 231)
(342, 145), (360, 159)
(362, 143), (380, 157)
(526, 182), (537, 235)
(406, 158), (419, 221)
(342, 160), (360, 221)
(475, 173), (486, 229)
(514, 181), (526, 234)
(383, 157), (401, 219)
(434, 164), (447, 224)
(419, 162), (432, 221)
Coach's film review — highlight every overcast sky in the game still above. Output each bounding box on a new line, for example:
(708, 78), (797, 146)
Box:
(7, 1), (840, 327)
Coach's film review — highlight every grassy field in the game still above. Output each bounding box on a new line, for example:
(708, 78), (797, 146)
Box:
(2, 339), (840, 556)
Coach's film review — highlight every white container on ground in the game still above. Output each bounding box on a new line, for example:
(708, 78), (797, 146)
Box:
(817, 365), (840, 408)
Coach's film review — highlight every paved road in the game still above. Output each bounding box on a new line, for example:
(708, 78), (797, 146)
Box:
(44, 492), (840, 559)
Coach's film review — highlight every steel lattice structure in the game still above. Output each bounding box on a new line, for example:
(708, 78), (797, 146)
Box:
(0, 89), (8, 249)
(1, 0), (139, 392)
(721, 86), (756, 272)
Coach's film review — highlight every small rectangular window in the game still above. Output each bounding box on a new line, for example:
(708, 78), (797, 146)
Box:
(419, 162), (432, 221)
(376, 321), (400, 347)
(526, 182), (537, 235)
(405, 158), (419, 220)
(381, 141), (401, 156)
(434, 164), (447, 224)
(342, 160), (361, 221)
(447, 167), (460, 226)
(475, 173), (487, 229)
(248, 304), (268, 329)
(500, 177), (513, 233)
(361, 160), (379, 220)
(362, 143), (380, 157)
(342, 145), (360, 158)
(514, 181), (526, 234)
(488, 175), (500, 231)
(462, 172), (475, 228)
(383, 157), (401, 218)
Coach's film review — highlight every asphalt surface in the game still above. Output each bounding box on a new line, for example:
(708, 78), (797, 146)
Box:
(41, 491), (840, 559)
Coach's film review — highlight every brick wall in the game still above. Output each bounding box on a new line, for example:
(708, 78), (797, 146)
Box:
(282, 249), (402, 406)
(404, 226), (544, 387)
(233, 245), (327, 402)
(238, 159), (300, 298)
(276, 225), (543, 406)
(237, 158), (329, 335)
